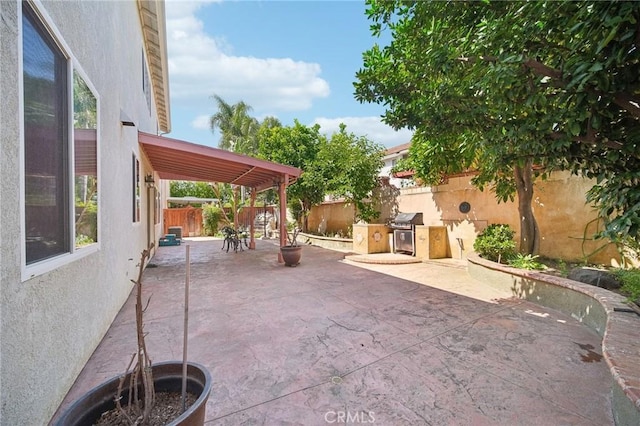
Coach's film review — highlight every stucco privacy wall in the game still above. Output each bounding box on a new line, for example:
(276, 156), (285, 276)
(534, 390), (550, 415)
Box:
(1, 1), (164, 423)
(398, 171), (621, 265)
(307, 200), (356, 236)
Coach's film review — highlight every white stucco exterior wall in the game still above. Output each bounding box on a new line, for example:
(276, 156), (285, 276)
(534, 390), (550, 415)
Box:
(380, 152), (404, 188)
(380, 143), (413, 188)
(1, 1), (165, 423)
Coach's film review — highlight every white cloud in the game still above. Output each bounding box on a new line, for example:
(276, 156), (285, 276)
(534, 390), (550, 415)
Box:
(165, 2), (330, 113)
(164, 2), (407, 150)
(191, 114), (210, 130)
(312, 116), (413, 148)
(165, 0), (219, 20)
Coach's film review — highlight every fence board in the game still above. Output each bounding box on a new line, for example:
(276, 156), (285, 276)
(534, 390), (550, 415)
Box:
(163, 206), (203, 237)
(163, 205), (277, 237)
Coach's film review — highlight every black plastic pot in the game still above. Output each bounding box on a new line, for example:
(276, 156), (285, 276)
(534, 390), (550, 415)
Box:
(280, 245), (302, 266)
(54, 361), (212, 426)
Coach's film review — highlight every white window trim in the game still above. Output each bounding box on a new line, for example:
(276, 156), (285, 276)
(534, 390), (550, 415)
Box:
(72, 64), (101, 255)
(20, 0), (101, 282)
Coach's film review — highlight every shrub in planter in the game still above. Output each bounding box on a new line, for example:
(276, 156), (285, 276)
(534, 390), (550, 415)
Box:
(474, 224), (516, 263)
(507, 253), (546, 270)
(202, 203), (223, 236)
(612, 268), (640, 306)
(55, 247), (212, 425)
(281, 226), (302, 266)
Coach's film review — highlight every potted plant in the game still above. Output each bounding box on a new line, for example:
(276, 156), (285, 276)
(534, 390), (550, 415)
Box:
(54, 246), (212, 425)
(280, 226), (302, 266)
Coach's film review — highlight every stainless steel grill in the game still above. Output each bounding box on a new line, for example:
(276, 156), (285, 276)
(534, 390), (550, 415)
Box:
(390, 213), (423, 255)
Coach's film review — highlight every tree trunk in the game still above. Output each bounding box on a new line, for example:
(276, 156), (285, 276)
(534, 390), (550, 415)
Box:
(301, 200), (310, 233)
(514, 161), (539, 255)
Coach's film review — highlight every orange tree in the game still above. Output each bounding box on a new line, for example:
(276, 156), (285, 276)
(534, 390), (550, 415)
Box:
(257, 120), (327, 232)
(354, 0), (640, 254)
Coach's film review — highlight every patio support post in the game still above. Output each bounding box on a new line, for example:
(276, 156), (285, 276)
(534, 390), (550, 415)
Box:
(233, 185), (239, 231)
(249, 188), (256, 249)
(278, 174), (289, 263)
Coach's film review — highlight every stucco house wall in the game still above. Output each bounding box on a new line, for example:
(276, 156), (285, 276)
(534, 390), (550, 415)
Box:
(1, 1), (167, 423)
(307, 170), (618, 264)
(398, 171), (621, 264)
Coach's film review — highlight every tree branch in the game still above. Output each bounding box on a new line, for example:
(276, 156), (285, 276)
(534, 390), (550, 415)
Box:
(458, 55), (640, 119)
(522, 58), (563, 80)
(548, 131), (624, 150)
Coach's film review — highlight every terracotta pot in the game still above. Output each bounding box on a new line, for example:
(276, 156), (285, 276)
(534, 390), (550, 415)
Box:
(54, 361), (212, 426)
(280, 245), (302, 266)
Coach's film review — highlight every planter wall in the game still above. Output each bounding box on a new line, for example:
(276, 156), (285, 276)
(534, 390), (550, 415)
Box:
(467, 254), (640, 426)
(298, 232), (352, 252)
(54, 361), (212, 426)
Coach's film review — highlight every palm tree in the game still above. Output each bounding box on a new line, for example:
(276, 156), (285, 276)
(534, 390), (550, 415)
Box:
(209, 95), (259, 154)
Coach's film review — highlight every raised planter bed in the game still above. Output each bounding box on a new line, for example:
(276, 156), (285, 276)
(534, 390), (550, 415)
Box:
(467, 253), (640, 425)
(298, 232), (353, 252)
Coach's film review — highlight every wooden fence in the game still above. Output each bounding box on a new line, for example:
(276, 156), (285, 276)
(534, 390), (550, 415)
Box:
(163, 205), (277, 237)
(163, 206), (203, 237)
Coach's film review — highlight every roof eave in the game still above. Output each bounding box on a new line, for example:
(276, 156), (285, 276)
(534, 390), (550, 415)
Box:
(138, 132), (302, 192)
(138, 0), (171, 133)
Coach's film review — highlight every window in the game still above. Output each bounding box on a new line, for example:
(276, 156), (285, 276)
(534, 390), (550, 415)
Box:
(133, 155), (140, 222)
(22, 2), (99, 270)
(23, 4), (69, 264)
(73, 71), (98, 249)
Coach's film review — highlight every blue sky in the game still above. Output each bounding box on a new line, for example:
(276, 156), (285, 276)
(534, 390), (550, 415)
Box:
(164, 0), (412, 149)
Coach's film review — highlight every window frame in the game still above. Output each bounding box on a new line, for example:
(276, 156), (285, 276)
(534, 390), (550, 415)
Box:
(20, 0), (101, 281)
(72, 67), (100, 253)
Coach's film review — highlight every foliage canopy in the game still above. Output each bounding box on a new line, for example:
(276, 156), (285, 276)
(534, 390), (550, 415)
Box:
(354, 0), (640, 250)
(169, 181), (216, 200)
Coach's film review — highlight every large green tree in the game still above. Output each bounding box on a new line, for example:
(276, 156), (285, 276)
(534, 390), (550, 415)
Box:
(257, 120), (384, 231)
(320, 124), (385, 223)
(354, 0), (640, 254)
(257, 120), (326, 231)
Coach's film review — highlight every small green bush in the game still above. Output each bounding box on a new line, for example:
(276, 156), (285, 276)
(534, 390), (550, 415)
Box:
(473, 224), (516, 263)
(508, 253), (546, 270)
(611, 268), (640, 303)
(556, 259), (569, 277)
(75, 234), (95, 247)
(202, 203), (223, 236)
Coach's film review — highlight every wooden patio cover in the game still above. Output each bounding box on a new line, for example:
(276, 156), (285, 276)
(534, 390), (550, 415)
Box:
(138, 131), (302, 259)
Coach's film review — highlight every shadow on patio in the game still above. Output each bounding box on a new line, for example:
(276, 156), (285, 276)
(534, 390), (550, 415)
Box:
(53, 238), (612, 425)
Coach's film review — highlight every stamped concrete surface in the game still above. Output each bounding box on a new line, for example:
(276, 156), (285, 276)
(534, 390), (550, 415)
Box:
(53, 239), (613, 425)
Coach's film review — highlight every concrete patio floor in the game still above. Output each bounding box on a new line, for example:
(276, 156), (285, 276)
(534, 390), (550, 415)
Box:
(53, 238), (613, 425)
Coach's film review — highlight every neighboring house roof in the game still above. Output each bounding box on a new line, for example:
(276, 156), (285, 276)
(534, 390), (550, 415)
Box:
(139, 131), (302, 192)
(138, 0), (170, 133)
(384, 142), (411, 157)
(167, 196), (220, 205)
